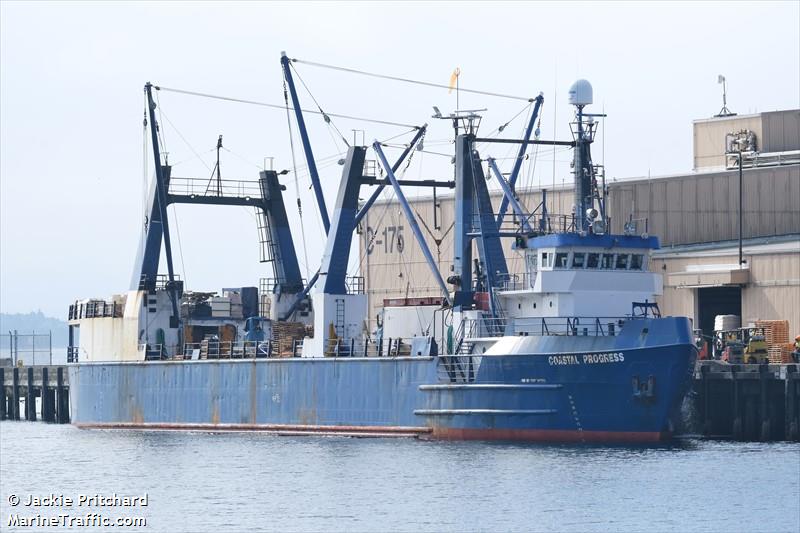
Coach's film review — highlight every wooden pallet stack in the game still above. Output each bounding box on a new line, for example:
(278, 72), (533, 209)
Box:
(272, 321), (307, 357)
(756, 320), (791, 363)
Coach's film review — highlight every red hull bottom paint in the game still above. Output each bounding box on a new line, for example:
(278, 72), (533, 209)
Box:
(74, 422), (667, 443)
(430, 427), (668, 443)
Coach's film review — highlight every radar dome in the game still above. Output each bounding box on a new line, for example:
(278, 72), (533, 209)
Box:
(568, 79), (593, 106)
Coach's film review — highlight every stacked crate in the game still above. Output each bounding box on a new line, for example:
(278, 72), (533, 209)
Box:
(756, 320), (791, 363)
(210, 296), (231, 317)
(272, 321), (307, 357)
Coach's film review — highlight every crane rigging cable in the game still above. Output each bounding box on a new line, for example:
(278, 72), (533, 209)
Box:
(158, 109), (213, 171)
(289, 57), (535, 102)
(289, 63), (350, 148)
(155, 90), (169, 160)
(156, 86), (418, 129)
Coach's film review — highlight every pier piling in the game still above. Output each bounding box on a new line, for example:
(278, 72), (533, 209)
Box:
(26, 367), (37, 421)
(41, 367), (55, 422)
(0, 364), (69, 424)
(0, 368), (4, 420)
(11, 367), (20, 420)
(693, 362), (800, 442)
(56, 366), (69, 423)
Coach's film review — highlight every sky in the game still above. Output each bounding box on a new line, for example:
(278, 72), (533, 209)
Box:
(1, 1), (798, 317)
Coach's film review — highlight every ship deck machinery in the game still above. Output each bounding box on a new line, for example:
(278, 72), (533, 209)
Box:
(67, 58), (695, 441)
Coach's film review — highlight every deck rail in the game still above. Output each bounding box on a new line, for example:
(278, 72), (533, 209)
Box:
(168, 176), (262, 198)
(135, 335), (436, 360)
(68, 300), (124, 320)
(464, 315), (631, 338)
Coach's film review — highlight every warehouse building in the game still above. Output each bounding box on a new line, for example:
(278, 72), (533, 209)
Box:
(358, 109), (800, 338)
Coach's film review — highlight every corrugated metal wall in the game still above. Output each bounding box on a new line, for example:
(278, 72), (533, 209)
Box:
(762, 110), (800, 153)
(606, 164), (800, 246)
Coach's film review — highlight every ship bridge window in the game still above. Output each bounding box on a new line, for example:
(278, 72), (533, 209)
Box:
(587, 253), (600, 268)
(630, 254), (644, 270)
(572, 252), (587, 269)
(541, 252), (550, 268)
(600, 253), (614, 269)
(554, 252), (570, 269)
(615, 253), (630, 270)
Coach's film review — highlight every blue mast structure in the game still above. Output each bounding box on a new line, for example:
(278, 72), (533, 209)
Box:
(318, 146), (367, 295)
(448, 119), (509, 314)
(470, 140), (508, 315)
(281, 52), (330, 234)
(258, 170), (305, 312)
(495, 94), (543, 228)
(142, 82), (180, 325)
(451, 134), (475, 310)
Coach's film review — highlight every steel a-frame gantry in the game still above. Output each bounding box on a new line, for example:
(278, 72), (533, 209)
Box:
(133, 83), (306, 327)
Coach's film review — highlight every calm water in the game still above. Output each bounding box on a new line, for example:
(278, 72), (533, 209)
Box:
(1, 422), (798, 532)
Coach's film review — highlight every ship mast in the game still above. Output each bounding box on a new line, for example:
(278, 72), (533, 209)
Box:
(569, 79), (607, 234)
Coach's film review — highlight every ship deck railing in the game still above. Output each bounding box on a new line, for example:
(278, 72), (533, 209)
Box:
(138, 273), (182, 291)
(168, 176), (262, 199)
(465, 315), (632, 338)
(470, 212), (578, 235)
(137, 336), (435, 361)
(496, 272), (531, 291)
(68, 300), (124, 320)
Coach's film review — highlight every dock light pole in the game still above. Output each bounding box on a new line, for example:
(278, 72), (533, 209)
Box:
(738, 150), (744, 267)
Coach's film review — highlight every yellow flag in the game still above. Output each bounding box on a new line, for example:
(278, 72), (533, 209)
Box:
(448, 67), (461, 93)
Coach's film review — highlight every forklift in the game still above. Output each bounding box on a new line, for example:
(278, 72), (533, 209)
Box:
(717, 327), (769, 364)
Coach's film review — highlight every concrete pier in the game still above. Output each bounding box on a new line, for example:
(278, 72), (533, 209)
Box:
(692, 361), (800, 441)
(0, 364), (70, 423)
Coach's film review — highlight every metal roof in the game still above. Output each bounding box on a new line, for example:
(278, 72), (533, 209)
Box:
(652, 234), (800, 259)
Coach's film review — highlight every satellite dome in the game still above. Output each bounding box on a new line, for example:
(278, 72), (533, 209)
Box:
(568, 79), (593, 106)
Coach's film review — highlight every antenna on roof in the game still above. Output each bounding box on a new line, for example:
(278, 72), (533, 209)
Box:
(715, 75), (736, 117)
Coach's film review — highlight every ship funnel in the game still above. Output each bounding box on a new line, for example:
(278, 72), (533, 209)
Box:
(568, 79), (593, 106)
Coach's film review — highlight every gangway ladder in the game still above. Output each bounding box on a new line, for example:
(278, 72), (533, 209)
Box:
(255, 206), (281, 265)
(334, 298), (345, 337)
(256, 176), (283, 266)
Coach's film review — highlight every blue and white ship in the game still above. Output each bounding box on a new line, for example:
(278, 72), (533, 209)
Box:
(66, 57), (696, 442)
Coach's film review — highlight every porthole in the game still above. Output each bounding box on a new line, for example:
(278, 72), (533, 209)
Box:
(549, 301), (553, 308)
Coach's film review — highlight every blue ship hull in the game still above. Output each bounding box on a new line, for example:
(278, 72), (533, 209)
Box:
(68, 317), (696, 442)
